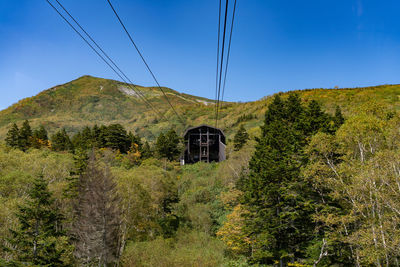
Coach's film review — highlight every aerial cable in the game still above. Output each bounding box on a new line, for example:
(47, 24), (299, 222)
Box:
(220, 0), (237, 105)
(214, 0), (222, 115)
(45, 0), (167, 123)
(53, 0), (161, 120)
(215, 0), (229, 128)
(106, 0), (186, 126)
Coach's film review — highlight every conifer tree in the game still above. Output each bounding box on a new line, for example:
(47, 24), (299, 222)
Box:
(307, 100), (328, 134)
(64, 148), (90, 199)
(33, 125), (48, 141)
(51, 128), (73, 151)
(7, 175), (73, 266)
(333, 105), (345, 129)
(165, 129), (181, 160)
(141, 141), (153, 159)
(155, 133), (168, 159)
(240, 94), (331, 265)
(18, 120), (32, 151)
(71, 131), (83, 150)
(95, 125), (108, 149)
(73, 154), (120, 266)
(233, 125), (249, 151)
(104, 124), (131, 153)
(32, 125), (49, 149)
(5, 123), (20, 148)
(81, 126), (94, 149)
(156, 130), (181, 161)
(92, 124), (102, 148)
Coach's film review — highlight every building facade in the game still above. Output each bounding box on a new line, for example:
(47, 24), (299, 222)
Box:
(181, 125), (226, 165)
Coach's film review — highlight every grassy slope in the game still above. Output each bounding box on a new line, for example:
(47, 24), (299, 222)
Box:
(1, 75), (399, 140)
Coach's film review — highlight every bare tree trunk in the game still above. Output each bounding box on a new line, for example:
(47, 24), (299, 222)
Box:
(313, 238), (328, 267)
(373, 180), (390, 266)
(369, 181), (381, 267)
(344, 223), (361, 267)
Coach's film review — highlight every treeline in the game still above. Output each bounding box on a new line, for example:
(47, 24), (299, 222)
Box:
(5, 121), (49, 151)
(5, 122), (182, 163)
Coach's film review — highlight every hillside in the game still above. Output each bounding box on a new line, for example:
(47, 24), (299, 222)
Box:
(1, 75), (400, 141)
(3, 76), (400, 266)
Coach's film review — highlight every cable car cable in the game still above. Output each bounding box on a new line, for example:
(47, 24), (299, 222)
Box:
(215, 0), (229, 128)
(46, 0), (167, 123)
(53, 0), (162, 121)
(220, 0), (237, 105)
(214, 0), (222, 117)
(106, 0), (186, 126)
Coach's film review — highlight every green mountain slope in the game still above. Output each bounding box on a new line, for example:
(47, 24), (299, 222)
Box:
(0, 75), (217, 139)
(1, 75), (400, 140)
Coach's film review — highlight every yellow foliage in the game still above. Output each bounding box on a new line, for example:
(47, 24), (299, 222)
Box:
(216, 204), (252, 254)
(219, 188), (242, 209)
(123, 143), (141, 167)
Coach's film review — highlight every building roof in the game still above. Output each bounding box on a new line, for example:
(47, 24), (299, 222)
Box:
(183, 124), (226, 138)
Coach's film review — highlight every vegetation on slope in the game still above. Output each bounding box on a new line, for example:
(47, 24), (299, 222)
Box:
(2, 75), (400, 142)
(2, 77), (400, 266)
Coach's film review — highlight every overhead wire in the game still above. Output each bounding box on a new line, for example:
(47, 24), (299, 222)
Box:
(214, 0), (222, 113)
(220, 0), (237, 105)
(52, 0), (164, 121)
(45, 0), (167, 125)
(106, 0), (186, 126)
(45, 0), (169, 140)
(215, 0), (229, 128)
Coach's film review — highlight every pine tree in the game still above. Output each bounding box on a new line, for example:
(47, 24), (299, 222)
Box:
(81, 126), (94, 149)
(5, 123), (20, 148)
(141, 141), (153, 159)
(18, 120), (32, 151)
(64, 148), (90, 199)
(233, 125), (249, 151)
(32, 125), (49, 149)
(73, 154), (120, 266)
(104, 124), (131, 153)
(240, 94), (330, 265)
(155, 130), (181, 161)
(165, 129), (181, 161)
(33, 125), (48, 141)
(71, 131), (84, 150)
(7, 175), (73, 266)
(51, 128), (73, 152)
(306, 100), (328, 134)
(333, 105), (345, 129)
(155, 133), (168, 159)
(92, 124), (102, 148)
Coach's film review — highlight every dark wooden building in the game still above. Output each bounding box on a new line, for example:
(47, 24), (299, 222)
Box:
(181, 125), (226, 165)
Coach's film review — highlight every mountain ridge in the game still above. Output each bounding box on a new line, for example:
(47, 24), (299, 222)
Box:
(1, 75), (400, 140)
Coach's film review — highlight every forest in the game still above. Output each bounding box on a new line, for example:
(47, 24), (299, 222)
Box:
(1, 92), (400, 266)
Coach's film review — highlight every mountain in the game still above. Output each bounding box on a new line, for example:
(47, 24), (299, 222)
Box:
(1, 75), (400, 140)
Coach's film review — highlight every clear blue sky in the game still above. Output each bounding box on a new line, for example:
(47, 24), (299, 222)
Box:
(1, 0), (400, 110)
